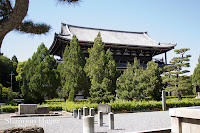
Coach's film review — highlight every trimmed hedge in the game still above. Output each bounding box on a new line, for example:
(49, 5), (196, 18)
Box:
(1, 105), (18, 113)
(2, 98), (200, 113)
(63, 101), (98, 112)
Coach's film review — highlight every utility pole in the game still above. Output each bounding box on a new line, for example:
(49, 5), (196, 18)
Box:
(9, 71), (15, 90)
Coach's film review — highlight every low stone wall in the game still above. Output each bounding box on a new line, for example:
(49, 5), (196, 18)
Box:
(169, 106), (200, 133)
(134, 128), (171, 133)
(0, 126), (44, 133)
(18, 104), (37, 115)
(36, 106), (49, 114)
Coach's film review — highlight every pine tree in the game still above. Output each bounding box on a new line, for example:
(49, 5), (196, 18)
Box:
(58, 35), (89, 101)
(117, 58), (145, 100)
(84, 32), (116, 103)
(144, 61), (163, 101)
(0, 0), (80, 49)
(163, 48), (191, 100)
(21, 43), (59, 103)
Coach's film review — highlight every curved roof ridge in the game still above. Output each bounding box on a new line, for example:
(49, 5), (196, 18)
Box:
(65, 23), (146, 34)
(61, 23), (72, 36)
(143, 32), (159, 44)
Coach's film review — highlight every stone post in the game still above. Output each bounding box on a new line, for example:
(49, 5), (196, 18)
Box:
(73, 109), (77, 118)
(98, 111), (103, 126)
(162, 90), (166, 111)
(78, 108), (82, 119)
(83, 107), (89, 116)
(83, 116), (94, 133)
(109, 112), (114, 130)
(89, 108), (95, 116)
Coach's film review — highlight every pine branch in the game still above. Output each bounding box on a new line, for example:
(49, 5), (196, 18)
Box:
(15, 20), (51, 34)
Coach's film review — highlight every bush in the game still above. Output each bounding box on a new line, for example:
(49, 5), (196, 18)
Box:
(1, 105), (18, 113)
(63, 101), (98, 113)
(2, 98), (200, 113)
(46, 98), (64, 103)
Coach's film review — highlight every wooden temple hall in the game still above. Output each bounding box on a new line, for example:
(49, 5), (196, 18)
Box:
(49, 23), (176, 70)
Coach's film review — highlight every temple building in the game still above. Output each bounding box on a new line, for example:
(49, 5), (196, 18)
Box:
(49, 23), (176, 70)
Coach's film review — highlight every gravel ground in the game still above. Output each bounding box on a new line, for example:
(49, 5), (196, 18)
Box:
(0, 111), (171, 133)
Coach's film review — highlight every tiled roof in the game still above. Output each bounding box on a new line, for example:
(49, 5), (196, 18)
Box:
(58, 23), (176, 48)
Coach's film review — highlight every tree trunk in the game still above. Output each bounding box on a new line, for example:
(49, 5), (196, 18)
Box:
(177, 91), (182, 100)
(0, 0), (29, 49)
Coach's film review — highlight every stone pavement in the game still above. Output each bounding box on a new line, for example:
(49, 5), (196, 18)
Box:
(0, 111), (170, 133)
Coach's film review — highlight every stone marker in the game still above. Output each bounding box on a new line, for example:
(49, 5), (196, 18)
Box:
(162, 90), (166, 111)
(83, 116), (94, 133)
(109, 112), (114, 130)
(19, 104), (37, 114)
(36, 106), (49, 114)
(83, 107), (89, 116)
(98, 111), (103, 126)
(90, 108), (95, 116)
(78, 108), (82, 119)
(73, 109), (77, 118)
(98, 104), (111, 113)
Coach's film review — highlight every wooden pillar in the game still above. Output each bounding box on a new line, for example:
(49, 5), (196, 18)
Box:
(165, 52), (167, 64)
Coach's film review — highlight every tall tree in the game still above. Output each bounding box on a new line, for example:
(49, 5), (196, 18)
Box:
(0, 0), (80, 49)
(16, 61), (27, 92)
(192, 56), (200, 91)
(163, 48), (191, 100)
(143, 61), (164, 101)
(0, 54), (12, 87)
(0, 83), (3, 101)
(11, 55), (18, 91)
(21, 43), (59, 103)
(117, 58), (145, 100)
(84, 32), (117, 103)
(58, 35), (89, 101)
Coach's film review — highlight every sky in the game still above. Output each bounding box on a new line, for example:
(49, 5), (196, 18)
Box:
(1, 0), (200, 75)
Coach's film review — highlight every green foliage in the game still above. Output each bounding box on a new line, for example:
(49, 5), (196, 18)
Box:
(163, 48), (191, 98)
(2, 97), (200, 113)
(64, 101), (98, 113)
(143, 61), (164, 101)
(68, 88), (75, 101)
(2, 87), (18, 100)
(0, 54), (19, 92)
(58, 35), (89, 101)
(84, 32), (117, 103)
(21, 43), (59, 104)
(1, 105), (18, 113)
(0, 54), (12, 87)
(16, 61), (27, 82)
(0, 83), (2, 100)
(192, 56), (200, 92)
(117, 58), (145, 100)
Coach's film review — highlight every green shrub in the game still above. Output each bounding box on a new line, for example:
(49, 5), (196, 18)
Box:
(1, 105), (18, 113)
(63, 101), (98, 113)
(46, 98), (64, 103)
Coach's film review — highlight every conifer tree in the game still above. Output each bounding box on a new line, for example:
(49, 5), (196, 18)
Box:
(21, 43), (59, 103)
(84, 32), (117, 103)
(144, 61), (163, 101)
(163, 48), (191, 100)
(193, 56), (200, 90)
(58, 35), (89, 101)
(117, 58), (145, 100)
